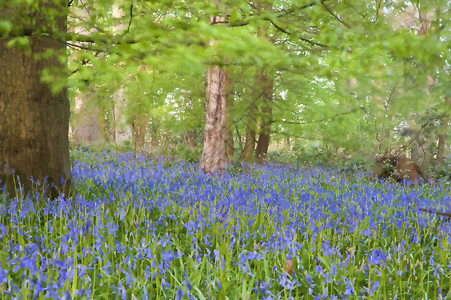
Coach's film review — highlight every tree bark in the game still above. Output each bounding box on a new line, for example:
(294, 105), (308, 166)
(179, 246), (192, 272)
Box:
(199, 6), (228, 173)
(239, 98), (257, 162)
(255, 69), (274, 163)
(132, 114), (148, 153)
(199, 65), (227, 173)
(224, 68), (234, 161)
(0, 1), (71, 197)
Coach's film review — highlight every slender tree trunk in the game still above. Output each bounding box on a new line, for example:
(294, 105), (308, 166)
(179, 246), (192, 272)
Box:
(113, 85), (132, 144)
(199, 6), (228, 173)
(132, 114), (147, 153)
(149, 118), (160, 148)
(0, 1), (71, 197)
(284, 136), (291, 151)
(255, 69), (274, 163)
(224, 69), (234, 161)
(98, 97), (111, 143)
(436, 96), (450, 163)
(184, 131), (194, 148)
(239, 99), (257, 162)
(199, 65), (227, 173)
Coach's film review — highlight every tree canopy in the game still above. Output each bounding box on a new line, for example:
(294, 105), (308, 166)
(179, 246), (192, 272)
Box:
(2, 0), (450, 170)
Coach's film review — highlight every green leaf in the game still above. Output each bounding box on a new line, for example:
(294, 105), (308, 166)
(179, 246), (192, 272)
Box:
(0, 21), (12, 38)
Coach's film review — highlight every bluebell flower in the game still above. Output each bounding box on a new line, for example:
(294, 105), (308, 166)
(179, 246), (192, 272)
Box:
(368, 249), (386, 266)
(0, 267), (8, 284)
(342, 276), (355, 296)
(175, 288), (184, 300)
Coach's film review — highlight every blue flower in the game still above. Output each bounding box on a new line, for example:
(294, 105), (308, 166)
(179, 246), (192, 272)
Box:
(368, 249), (386, 266)
(0, 267), (8, 284)
(175, 288), (184, 300)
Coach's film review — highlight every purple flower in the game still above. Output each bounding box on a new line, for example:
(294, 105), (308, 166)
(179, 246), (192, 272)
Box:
(175, 288), (184, 300)
(0, 267), (8, 284)
(342, 276), (355, 296)
(368, 249), (386, 266)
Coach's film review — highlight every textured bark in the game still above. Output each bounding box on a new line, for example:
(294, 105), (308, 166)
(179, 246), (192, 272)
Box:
(239, 99), (257, 162)
(199, 66), (227, 173)
(255, 70), (274, 163)
(0, 2), (71, 197)
(436, 97), (450, 163)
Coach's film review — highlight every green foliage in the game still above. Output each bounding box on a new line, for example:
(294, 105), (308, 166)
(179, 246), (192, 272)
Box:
(3, 0), (449, 165)
(0, 21), (12, 37)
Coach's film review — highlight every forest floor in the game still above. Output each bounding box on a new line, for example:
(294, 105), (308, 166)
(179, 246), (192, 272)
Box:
(0, 149), (450, 299)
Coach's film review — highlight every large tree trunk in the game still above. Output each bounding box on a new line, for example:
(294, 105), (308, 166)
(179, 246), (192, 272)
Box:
(199, 65), (227, 173)
(255, 69), (274, 163)
(239, 98), (257, 162)
(0, 1), (71, 197)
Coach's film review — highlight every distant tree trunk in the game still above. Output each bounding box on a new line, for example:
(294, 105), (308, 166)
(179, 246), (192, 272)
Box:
(112, 4), (132, 144)
(239, 99), (257, 162)
(71, 90), (101, 144)
(199, 65), (227, 173)
(255, 69), (274, 163)
(284, 136), (291, 151)
(224, 69), (234, 161)
(436, 96), (450, 163)
(98, 97), (111, 143)
(149, 118), (160, 149)
(112, 87), (132, 144)
(132, 114), (147, 153)
(69, 2), (101, 145)
(183, 132), (192, 148)
(0, 1), (71, 197)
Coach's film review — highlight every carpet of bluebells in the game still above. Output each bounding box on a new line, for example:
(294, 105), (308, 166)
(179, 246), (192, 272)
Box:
(0, 149), (450, 299)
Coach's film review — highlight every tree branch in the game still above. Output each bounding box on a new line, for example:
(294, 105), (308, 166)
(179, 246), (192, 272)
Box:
(273, 106), (366, 125)
(321, 2), (350, 29)
(266, 18), (328, 48)
(125, 1), (134, 34)
(66, 41), (107, 52)
(419, 208), (451, 220)
(276, 0), (328, 18)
